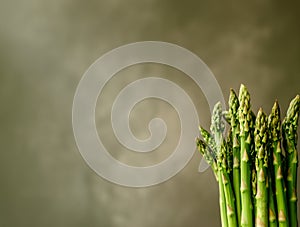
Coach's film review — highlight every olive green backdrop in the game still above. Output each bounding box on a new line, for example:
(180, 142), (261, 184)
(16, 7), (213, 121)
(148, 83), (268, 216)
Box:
(0, 0), (299, 226)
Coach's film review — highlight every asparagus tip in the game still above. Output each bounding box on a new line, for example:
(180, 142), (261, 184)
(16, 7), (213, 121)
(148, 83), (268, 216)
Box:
(268, 100), (281, 141)
(210, 102), (225, 136)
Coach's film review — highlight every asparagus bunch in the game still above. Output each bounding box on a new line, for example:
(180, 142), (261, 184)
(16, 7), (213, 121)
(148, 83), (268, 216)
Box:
(196, 84), (300, 227)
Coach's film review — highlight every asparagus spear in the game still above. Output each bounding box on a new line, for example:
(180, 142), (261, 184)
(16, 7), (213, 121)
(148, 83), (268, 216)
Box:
(251, 164), (257, 226)
(249, 110), (257, 226)
(282, 95), (300, 227)
(228, 89), (242, 226)
(266, 107), (279, 227)
(196, 138), (228, 227)
(211, 102), (237, 227)
(198, 125), (228, 227)
(219, 171), (229, 227)
(268, 167), (279, 227)
(219, 144), (238, 227)
(254, 109), (269, 227)
(238, 84), (253, 227)
(267, 121), (279, 227)
(268, 101), (289, 226)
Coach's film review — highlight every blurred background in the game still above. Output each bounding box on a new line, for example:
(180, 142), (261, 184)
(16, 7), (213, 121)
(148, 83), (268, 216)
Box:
(0, 0), (299, 226)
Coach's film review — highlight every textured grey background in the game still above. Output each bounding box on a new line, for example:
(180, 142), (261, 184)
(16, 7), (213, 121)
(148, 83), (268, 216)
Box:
(0, 0), (299, 226)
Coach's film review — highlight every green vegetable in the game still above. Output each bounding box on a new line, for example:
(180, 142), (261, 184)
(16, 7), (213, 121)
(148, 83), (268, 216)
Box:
(228, 89), (242, 226)
(254, 109), (268, 227)
(212, 103), (237, 227)
(238, 85), (253, 227)
(196, 84), (300, 227)
(268, 101), (289, 226)
(282, 95), (300, 227)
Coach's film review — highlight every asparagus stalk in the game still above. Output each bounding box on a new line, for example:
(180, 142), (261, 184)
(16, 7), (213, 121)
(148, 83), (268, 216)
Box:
(249, 110), (257, 226)
(268, 167), (279, 227)
(211, 102), (237, 227)
(198, 122), (229, 227)
(282, 95), (300, 227)
(220, 145), (238, 227)
(228, 89), (242, 226)
(226, 129), (233, 181)
(196, 138), (228, 227)
(254, 109), (269, 227)
(238, 84), (253, 227)
(268, 101), (289, 226)
(266, 111), (279, 227)
(219, 171), (229, 227)
(252, 164), (257, 226)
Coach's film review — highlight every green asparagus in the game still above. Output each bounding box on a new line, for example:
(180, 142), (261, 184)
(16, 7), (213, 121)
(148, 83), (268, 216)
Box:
(282, 95), (300, 227)
(254, 109), (268, 227)
(196, 85), (299, 227)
